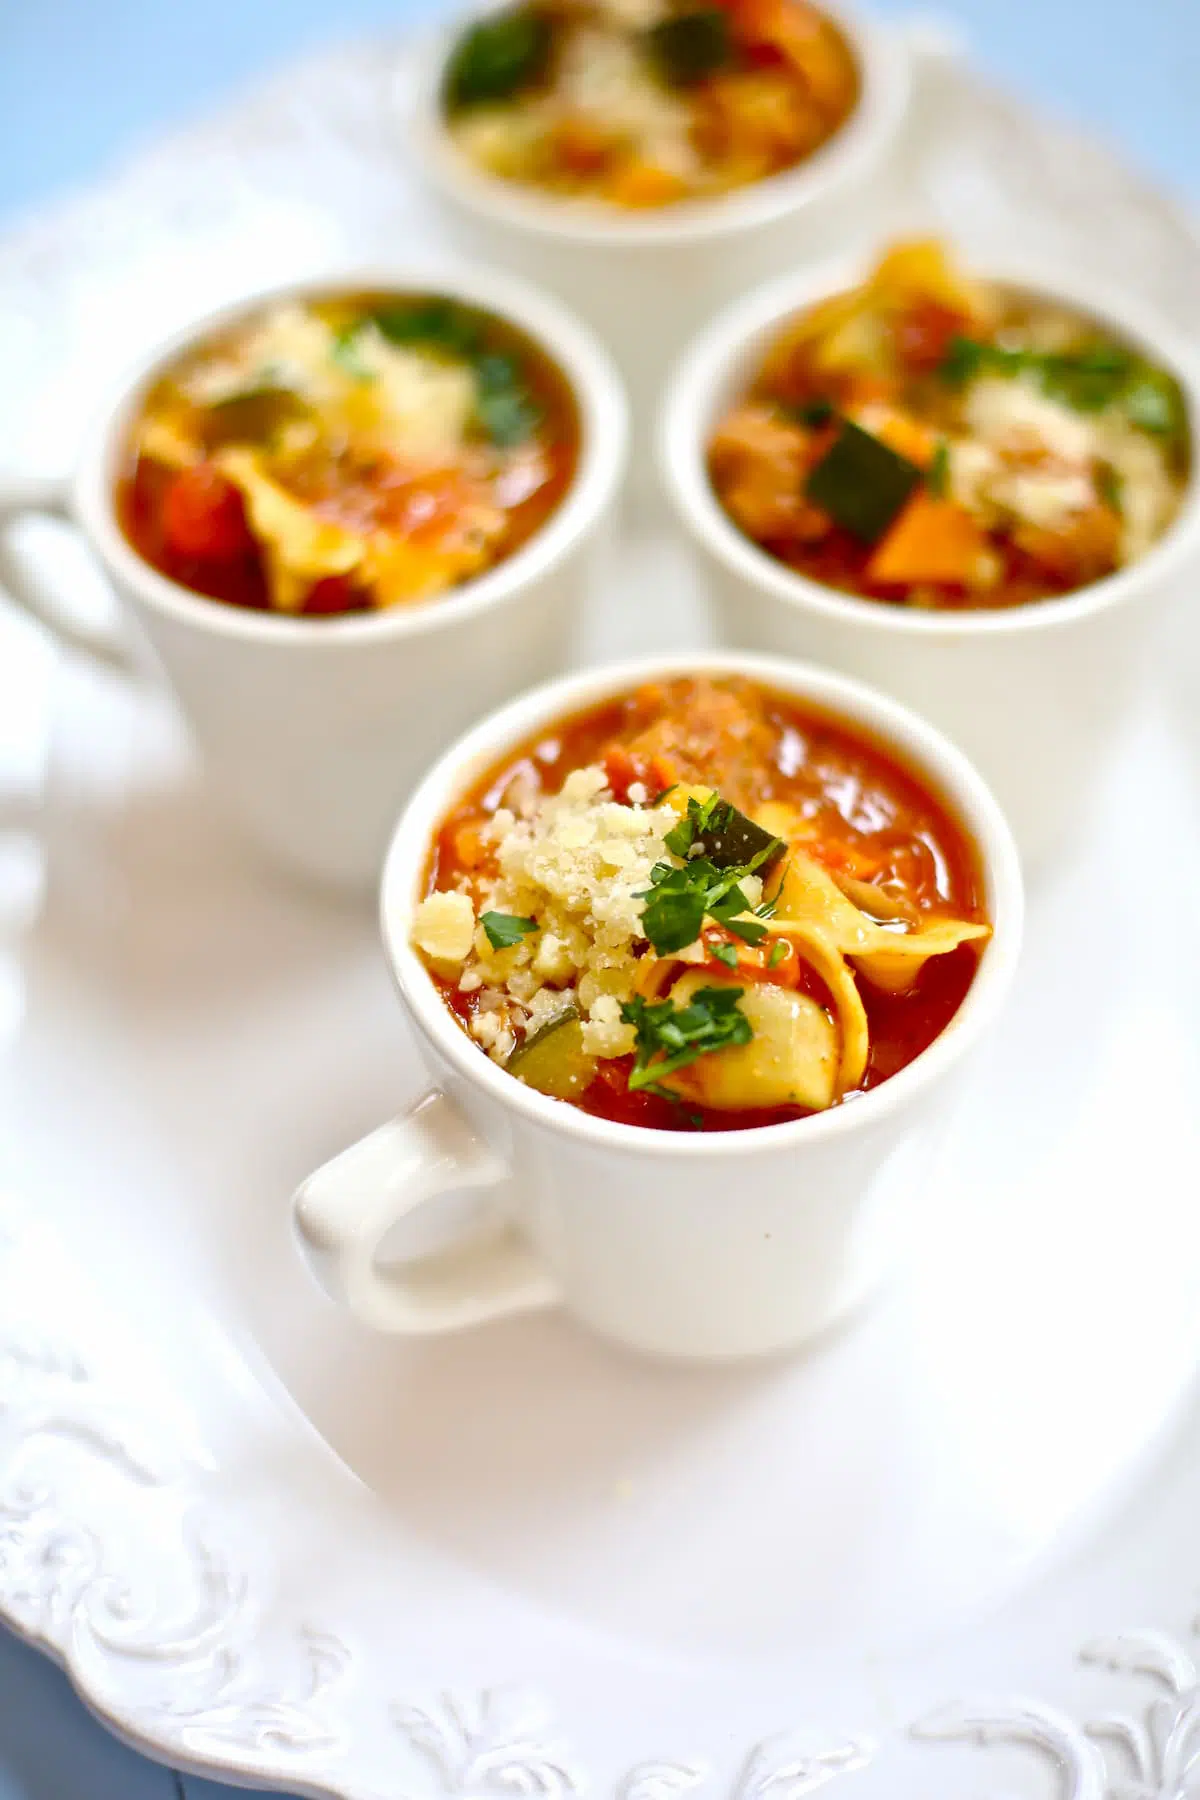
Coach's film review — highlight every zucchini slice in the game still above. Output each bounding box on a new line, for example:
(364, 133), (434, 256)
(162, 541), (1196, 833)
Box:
(805, 420), (923, 544)
(506, 1005), (597, 1101)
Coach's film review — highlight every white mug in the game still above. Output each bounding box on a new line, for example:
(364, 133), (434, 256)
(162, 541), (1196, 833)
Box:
(0, 264), (627, 891)
(408, 0), (920, 480)
(659, 253), (1200, 867)
(293, 651), (1023, 1361)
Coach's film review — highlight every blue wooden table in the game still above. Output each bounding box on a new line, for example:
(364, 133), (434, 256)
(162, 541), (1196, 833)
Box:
(0, 1), (1195, 1794)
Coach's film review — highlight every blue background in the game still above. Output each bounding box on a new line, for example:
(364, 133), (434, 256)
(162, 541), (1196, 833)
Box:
(0, 1), (1195, 1795)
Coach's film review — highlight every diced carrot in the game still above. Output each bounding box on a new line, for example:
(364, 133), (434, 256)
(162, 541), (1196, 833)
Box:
(605, 159), (687, 209)
(551, 116), (616, 178)
(302, 575), (368, 616)
(603, 745), (639, 804)
(864, 409), (938, 468)
(453, 823), (487, 869)
(867, 491), (988, 588)
(892, 299), (969, 375)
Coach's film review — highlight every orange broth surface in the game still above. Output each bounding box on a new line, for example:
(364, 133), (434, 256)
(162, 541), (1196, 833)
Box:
(116, 293), (580, 618)
(426, 676), (988, 1133)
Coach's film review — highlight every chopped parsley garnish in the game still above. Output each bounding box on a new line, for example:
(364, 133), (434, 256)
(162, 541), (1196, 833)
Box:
(330, 323), (374, 381)
(767, 938), (789, 969)
(644, 8), (731, 88)
(344, 305), (541, 447)
(370, 298), (484, 357)
(480, 911), (538, 950)
(805, 420), (924, 544)
(664, 792), (785, 874)
(443, 6), (553, 111)
(638, 792), (784, 955)
(1097, 460), (1124, 516)
(1123, 367), (1187, 441)
(939, 335), (1187, 446)
(639, 815), (783, 955)
(621, 987), (752, 1094)
(927, 439), (950, 498)
(473, 351), (542, 447)
(710, 942), (740, 969)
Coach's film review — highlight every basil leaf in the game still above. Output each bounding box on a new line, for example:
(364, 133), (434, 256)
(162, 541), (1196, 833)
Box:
(443, 7), (553, 111)
(480, 911), (538, 950)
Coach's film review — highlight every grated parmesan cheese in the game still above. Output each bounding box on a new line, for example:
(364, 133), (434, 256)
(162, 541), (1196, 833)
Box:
(414, 765), (676, 1066)
(412, 890), (477, 967)
(965, 376), (1094, 468)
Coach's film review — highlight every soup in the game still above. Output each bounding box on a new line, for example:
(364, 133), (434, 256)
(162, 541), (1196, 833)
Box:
(442, 0), (859, 208)
(118, 293), (580, 618)
(708, 240), (1189, 610)
(411, 674), (990, 1132)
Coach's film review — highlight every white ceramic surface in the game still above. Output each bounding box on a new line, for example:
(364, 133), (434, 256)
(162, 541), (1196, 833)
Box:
(660, 252), (1200, 867)
(410, 0), (913, 470)
(294, 651), (1021, 1360)
(0, 264), (627, 891)
(3, 30), (1200, 1800)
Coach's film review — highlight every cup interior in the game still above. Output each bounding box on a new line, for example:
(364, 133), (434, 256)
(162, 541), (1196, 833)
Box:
(662, 253), (1200, 636)
(382, 650), (1024, 1157)
(72, 263), (628, 646)
(411, 0), (910, 249)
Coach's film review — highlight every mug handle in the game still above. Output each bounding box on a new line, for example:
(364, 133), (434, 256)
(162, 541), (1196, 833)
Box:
(292, 1089), (561, 1334)
(0, 471), (138, 673)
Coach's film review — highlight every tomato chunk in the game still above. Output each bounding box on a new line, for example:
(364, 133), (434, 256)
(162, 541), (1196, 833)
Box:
(302, 576), (369, 616)
(163, 464), (253, 560)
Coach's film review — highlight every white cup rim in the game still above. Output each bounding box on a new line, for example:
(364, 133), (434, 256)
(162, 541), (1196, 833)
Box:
(408, 0), (910, 250)
(380, 649), (1024, 1162)
(72, 261), (628, 651)
(659, 249), (1200, 639)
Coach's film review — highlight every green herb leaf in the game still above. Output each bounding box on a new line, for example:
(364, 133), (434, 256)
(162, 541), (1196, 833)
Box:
(480, 911), (538, 950)
(927, 439), (950, 498)
(330, 323), (375, 382)
(443, 6), (553, 111)
(805, 420), (924, 544)
(370, 299), (483, 357)
(938, 335), (989, 386)
(665, 793), (784, 874)
(621, 986), (752, 1091)
(476, 385), (541, 447)
(639, 792), (785, 954)
(708, 891), (767, 946)
(473, 348), (541, 446)
(940, 335), (1186, 446)
(638, 862), (711, 955)
(710, 942), (739, 969)
(1123, 367), (1187, 440)
(1096, 460), (1124, 517)
(644, 8), (731, 87)
(767, 938), (789, 968)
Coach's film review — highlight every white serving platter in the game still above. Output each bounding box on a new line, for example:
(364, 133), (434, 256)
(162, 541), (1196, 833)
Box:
(2, 27), (1200, 1799)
